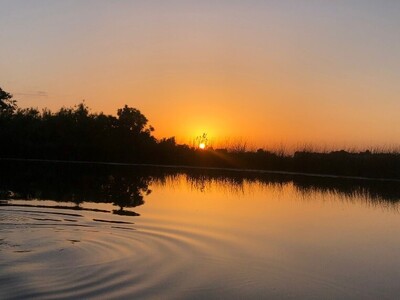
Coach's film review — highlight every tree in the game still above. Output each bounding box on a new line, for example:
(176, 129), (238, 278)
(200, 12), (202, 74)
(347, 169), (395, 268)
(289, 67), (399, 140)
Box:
(0, 87), (17, 115)
(117, 105), (154, 134)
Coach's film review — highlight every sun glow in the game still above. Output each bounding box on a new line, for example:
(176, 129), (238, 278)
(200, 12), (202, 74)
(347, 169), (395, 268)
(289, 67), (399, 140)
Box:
(199, 143), (206, 149)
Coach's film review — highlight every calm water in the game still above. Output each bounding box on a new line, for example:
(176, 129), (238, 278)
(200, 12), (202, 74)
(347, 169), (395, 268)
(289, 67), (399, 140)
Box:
(1, 163), (400, 299)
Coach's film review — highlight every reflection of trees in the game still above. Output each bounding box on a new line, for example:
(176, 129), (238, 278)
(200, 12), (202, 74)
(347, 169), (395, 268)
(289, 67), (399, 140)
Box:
(292, 176), (400, 204)
(102, 175), (152, 215)
(1, 162), (400, 212)
(185, 173), (246, 194)
(0, 162), (153, 215)
(175, 169), (400, 206)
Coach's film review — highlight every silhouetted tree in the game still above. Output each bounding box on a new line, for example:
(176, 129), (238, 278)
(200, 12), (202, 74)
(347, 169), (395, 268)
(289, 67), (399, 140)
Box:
(117, 105), (153, 134)
(0, 85), (399, 179)
(0, 87), (17, 115)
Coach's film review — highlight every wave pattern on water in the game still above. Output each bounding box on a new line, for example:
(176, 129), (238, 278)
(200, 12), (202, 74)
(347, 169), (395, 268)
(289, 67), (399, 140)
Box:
(1, 188), (399, 300)
(0, 206), (251, 299)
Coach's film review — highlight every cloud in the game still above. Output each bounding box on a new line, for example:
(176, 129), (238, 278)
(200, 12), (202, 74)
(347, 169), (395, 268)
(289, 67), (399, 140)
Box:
(15, 91), (48, 97)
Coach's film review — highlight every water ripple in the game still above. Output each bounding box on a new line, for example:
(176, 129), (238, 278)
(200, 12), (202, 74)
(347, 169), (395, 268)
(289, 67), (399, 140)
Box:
(0, 206), (237, 299)
(1, 203), (393, 300)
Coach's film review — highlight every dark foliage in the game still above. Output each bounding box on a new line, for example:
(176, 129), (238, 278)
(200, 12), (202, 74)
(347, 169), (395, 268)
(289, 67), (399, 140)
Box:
(0, 87), (399, 179)
(0, 87), (17, 115)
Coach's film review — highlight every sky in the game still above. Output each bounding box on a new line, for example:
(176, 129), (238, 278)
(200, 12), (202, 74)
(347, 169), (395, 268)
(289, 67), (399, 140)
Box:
(1, 0), (399, 149)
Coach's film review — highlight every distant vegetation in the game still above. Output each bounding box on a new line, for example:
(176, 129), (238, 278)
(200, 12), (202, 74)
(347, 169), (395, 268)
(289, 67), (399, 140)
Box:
(1, 87), (399, 179)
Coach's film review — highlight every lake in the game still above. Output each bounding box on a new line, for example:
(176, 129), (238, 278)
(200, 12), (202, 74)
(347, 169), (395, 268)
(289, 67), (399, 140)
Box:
(1, 162), (400, 299)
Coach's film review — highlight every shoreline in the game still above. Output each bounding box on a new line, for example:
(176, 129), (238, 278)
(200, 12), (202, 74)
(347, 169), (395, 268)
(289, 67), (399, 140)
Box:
(2, 157), (400, 183)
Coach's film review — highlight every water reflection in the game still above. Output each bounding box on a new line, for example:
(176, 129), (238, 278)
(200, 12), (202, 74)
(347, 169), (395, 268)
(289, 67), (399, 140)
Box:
(103, 175), (151, 216)
(1, 161), (400, 299)
(0, 161), (399, 212)
(0, 162), (154, 215)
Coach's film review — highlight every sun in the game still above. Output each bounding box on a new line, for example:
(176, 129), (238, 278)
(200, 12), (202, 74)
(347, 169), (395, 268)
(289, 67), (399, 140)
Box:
(199, 143), (206, 149)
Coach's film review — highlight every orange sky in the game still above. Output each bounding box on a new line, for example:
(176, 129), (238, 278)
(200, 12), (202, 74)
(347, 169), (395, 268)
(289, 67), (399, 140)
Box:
(1, 1), (399, 149)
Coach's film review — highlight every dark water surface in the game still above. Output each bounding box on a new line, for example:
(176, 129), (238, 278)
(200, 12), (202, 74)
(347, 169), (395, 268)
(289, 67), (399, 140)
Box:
(1, 162), (399, 299)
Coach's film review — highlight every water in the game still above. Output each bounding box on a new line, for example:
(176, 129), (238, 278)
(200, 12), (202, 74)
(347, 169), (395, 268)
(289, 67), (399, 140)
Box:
(1, 162), (400, 299)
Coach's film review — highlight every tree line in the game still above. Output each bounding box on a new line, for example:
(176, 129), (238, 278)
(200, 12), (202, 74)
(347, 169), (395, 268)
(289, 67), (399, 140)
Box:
(1, 87), (399, 179)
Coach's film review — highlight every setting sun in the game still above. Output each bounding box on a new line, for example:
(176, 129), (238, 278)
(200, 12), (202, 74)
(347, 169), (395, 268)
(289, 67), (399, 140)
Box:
(199, 143), (206, 149)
